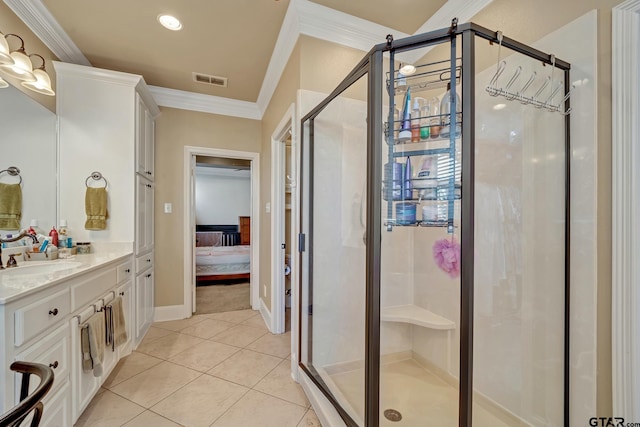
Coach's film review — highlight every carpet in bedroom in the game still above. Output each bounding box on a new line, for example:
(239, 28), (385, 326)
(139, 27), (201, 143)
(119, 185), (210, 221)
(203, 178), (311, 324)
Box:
(195, 281), (251, 314)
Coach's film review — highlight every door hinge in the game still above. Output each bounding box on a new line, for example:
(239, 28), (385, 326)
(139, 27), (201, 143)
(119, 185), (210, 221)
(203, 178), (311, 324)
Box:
(298, 233), (306, 252)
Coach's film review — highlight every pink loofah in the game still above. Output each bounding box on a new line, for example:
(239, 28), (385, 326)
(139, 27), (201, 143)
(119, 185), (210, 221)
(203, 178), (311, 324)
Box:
(432, 237), (461, 278)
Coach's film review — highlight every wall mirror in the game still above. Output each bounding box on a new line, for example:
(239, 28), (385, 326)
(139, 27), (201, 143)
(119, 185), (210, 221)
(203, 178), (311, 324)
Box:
(0, 84), (57, 235)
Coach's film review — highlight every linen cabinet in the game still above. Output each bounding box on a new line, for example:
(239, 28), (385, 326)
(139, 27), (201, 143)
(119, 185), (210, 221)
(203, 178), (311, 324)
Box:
(54, 61), (160, 346)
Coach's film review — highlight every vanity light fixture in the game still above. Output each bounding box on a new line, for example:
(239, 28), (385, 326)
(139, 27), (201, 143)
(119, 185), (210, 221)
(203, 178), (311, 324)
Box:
(0, 76), (8, 88)
(21, 54), (54, 96)
(0, 34), (36, 82)
(158, 14), (183, 31)
(0, 31), (15, 67)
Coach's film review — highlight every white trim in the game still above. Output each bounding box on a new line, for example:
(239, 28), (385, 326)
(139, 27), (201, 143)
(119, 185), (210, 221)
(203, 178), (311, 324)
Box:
(270, 104), (296, 335)
(260, 298), (273, 333)
(298, 367), (347, 427)
(183, 146), (261, 316)
(154, 305), (188, 322)
(297, 0), (409, 53)
(149, 86), (261, 120)
(255, 0), (301, 114)
(3, 0), (91, 65)
(612, 0), (640, 420)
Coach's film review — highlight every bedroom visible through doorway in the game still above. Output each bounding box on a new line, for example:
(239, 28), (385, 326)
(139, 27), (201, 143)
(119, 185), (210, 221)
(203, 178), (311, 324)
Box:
(194, 156), (251, 314)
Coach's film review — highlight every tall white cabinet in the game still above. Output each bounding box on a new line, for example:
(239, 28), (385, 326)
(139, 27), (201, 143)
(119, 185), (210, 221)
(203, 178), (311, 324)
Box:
(54, 62), (160, 347)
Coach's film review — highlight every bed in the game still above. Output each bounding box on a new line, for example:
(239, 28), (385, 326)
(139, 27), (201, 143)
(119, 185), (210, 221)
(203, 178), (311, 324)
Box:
(195, 224), (251, 283)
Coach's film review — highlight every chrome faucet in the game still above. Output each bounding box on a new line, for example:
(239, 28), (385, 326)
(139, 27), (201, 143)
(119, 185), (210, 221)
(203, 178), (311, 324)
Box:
(0, 231), (39, 269)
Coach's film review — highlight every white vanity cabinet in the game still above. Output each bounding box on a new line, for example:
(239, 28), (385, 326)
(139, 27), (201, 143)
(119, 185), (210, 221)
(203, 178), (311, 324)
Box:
(54, 61), (160, 348)
(0, 253), (133, 426)
(135, 253), (154, 342)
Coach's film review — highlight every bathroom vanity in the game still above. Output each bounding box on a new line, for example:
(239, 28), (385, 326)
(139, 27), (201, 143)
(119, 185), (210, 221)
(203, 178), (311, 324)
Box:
(0, 249), (133, 425)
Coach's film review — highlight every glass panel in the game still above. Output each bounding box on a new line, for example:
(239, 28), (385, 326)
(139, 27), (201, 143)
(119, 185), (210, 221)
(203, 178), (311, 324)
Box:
(300, 72), (369, 426)
(379, 39), (462, 426)
(472, 41), (566, 426)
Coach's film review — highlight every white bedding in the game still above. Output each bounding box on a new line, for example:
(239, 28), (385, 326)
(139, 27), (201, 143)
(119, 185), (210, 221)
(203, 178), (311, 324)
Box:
(195, 245), (250, 276)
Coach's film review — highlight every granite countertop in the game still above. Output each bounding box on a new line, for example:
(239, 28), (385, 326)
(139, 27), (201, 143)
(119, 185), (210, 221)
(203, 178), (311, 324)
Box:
(0, 246), (133, 304)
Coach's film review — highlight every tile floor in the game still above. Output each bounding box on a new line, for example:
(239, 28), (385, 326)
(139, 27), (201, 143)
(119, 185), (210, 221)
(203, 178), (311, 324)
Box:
(75, 309), (322, 427)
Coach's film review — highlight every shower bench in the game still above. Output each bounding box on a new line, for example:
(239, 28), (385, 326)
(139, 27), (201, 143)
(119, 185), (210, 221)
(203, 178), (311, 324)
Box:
(381, 305), (455, 330)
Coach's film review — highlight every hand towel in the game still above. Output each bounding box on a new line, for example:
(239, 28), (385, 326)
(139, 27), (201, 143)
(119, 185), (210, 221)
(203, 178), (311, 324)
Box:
(83, 312), (105, 377)
(104, 304), (114, 351)
(85, 187), (108, 230)
(81, 324), (93, 372)
(111, 297), (128, 347)
(0, 183), (22, 230)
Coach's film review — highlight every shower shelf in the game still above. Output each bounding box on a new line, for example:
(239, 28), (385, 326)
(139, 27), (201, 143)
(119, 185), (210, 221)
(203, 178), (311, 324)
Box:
(381, 305), (455, 330)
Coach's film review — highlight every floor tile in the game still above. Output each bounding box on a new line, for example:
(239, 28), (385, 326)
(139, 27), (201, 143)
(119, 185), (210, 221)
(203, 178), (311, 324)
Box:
(74, 389), (144, 427)
(297, 409), (323, 427)
(136, 332), (205, 360)
(207, 309), (258, 323)
(208, 349), (282, 387)
(110, 361), (201, 408)
(168, 340), (240, 372)
(210, 324), (267, 348)
(246, 331), (292, 358)
(153, 315), (209, 332)
(151, 374), (249, 427)
(139, 326), (174, 345)
(179, 318), (236, 339)
(103, 351), (164, 389)
(255, 358), (310, 407)
(122, 410), (183, 427)
(211, 390), (307, 427)
(240, 314), (269, 331)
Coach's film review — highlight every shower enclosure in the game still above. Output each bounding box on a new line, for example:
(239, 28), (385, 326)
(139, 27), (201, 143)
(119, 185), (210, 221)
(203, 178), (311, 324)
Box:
(299, 21), (570, 427)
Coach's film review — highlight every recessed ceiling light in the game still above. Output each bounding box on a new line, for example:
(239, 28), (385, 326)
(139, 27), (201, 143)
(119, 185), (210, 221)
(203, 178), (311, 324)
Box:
(399, 63), (416, 75)
(158, 14), (182, 31)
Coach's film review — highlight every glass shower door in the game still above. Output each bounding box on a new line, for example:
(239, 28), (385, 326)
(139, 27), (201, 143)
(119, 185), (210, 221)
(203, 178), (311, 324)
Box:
(300, 71), (369, 427)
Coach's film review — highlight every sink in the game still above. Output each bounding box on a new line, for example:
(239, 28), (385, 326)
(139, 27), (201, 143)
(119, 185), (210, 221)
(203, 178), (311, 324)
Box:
(0, 261), (84, 276)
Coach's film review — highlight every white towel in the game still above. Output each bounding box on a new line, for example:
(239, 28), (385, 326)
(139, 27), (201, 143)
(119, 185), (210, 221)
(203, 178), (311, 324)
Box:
(82, 312), (105, 377)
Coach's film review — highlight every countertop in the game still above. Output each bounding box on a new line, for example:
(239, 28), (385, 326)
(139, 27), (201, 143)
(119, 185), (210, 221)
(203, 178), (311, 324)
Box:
(0, 246), (133, 304)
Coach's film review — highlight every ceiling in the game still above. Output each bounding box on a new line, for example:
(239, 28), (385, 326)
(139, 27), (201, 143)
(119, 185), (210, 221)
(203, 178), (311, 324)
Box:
(6, 0), (493, 116)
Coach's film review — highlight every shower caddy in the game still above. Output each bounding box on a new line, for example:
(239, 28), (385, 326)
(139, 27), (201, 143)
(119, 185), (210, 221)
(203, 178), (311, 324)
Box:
(299, 19), (571, 427)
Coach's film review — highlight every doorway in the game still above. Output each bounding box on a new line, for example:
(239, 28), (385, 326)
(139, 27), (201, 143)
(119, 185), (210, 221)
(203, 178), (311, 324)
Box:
(271, 104), (297, 334)
(193, 156), (252, 314)
(183, 146), (260, 317)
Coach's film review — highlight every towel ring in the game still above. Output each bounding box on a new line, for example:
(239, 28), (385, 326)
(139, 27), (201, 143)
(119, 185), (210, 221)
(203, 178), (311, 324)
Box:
(0, 166), (22, 185)
(85, 171), (108, 189)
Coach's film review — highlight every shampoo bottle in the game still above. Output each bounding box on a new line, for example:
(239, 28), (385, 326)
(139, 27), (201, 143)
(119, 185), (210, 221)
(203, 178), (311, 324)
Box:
(429, 97), (441, 139)
(49, 227), (59, 247)
(440, 82), (461, 139)
(411, 98), (421, 143)
(403, 156), (413, 200)
(398, 87), (412, 143)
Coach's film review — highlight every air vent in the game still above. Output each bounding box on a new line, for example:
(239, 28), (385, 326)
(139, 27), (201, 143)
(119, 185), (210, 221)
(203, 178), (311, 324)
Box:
(192, 72), (228, 87)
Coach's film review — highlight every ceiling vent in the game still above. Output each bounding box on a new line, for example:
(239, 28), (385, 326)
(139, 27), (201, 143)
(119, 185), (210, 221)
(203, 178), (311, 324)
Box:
(192, 72), (228, 87)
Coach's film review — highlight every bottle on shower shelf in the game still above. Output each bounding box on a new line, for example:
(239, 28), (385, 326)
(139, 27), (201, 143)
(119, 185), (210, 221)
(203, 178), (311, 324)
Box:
(440, 82), (462, 139)
(429, 97), (441, 139)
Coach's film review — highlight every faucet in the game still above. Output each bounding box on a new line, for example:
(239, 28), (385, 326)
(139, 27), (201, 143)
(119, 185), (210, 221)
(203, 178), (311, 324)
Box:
(0, 231), (39, 269)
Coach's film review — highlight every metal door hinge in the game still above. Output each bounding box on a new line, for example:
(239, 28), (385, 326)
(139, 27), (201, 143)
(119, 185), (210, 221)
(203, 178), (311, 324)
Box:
(298, 234), (306, 252)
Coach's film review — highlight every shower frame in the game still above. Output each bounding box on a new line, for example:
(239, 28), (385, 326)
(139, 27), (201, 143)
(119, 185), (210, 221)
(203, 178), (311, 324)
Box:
(298, 21), (571, 427)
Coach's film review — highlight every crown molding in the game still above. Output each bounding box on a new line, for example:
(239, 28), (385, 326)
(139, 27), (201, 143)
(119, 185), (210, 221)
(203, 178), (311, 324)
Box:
(53, 61), (142, 86)
(297, 0), (409, 53)
(3, 0), (90, 65)
(255, 0), (301, 114)
(149, 86), (261, 120)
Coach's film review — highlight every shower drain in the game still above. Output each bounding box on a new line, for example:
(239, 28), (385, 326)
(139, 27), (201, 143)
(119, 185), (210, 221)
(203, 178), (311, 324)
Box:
(384, 409), (402, 422)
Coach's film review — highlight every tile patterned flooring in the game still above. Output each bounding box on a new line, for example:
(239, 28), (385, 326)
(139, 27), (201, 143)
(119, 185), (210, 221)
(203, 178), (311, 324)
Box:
(75, 309), (322, 427)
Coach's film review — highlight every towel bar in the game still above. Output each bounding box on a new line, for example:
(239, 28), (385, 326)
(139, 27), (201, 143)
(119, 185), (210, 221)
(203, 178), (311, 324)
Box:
(0, 166), (22, 184)
(85, 171), (108, 189)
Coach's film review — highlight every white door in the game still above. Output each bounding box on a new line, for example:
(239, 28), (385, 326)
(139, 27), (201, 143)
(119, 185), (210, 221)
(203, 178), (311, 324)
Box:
(190, 155), (197, 312)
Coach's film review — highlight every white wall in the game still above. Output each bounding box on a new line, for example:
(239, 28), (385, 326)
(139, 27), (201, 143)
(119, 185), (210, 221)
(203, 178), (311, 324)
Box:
(195, 167), (250, 225)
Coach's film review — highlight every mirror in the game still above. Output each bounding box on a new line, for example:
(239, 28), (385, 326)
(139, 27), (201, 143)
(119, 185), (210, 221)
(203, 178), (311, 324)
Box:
(0, 84), (57, 235)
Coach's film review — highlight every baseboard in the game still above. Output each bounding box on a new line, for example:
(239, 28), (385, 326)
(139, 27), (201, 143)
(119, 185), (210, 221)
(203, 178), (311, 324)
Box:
(154, 304), (189, 322)
(298, 367), (347, 427)
(259, 298), (273, 333)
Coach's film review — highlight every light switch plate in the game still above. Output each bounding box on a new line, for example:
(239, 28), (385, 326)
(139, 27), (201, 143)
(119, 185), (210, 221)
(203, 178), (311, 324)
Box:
(164, 203), (172, 214)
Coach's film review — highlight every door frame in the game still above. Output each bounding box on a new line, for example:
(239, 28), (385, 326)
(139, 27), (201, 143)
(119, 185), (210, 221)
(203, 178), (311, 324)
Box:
(612, 0), (640, 419)
(183, 146), (261, 315)
(271, 104), (297, 335)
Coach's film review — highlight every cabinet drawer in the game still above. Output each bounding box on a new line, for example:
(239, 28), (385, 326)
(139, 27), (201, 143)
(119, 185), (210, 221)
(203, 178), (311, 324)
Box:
(14, 289), (70, 347)
(71, 268), (117, 311)
(15, 323), (70, 399)
(117, 261), (133, 284)
(136, 252), (154, 273)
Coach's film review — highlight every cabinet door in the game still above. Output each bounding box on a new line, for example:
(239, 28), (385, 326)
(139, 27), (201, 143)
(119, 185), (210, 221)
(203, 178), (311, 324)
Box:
(116, 280), (132, 356)
(145, 269), (155, 328)
(70, 316), (100, 422)
(144, 108), (155, 180)
(135, 177), (154, 255)
(135, 95), (147, 176)
(135, 270), (154, 341)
